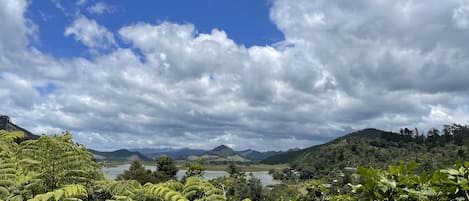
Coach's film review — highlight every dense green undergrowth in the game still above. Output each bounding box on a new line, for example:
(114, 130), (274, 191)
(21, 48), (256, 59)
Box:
(3, 129), (469, 201)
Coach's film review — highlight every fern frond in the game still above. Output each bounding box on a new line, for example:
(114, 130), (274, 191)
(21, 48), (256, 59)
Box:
(182, 177), (225, 201)
(105, 180), (141, 197)
(142, 184), (187, 201)
(0, 130), (24, 143)
(27, 184), (87, 201)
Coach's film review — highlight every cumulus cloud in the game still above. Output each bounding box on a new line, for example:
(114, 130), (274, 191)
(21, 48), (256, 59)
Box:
(0, 0), (35, 56)
(87, 2), (114, 14)
(65, 15), (116, 50)
(2, 0), (469, 151)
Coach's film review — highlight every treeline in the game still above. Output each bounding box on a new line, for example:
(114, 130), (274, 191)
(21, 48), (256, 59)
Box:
(383, 124), (469, 146)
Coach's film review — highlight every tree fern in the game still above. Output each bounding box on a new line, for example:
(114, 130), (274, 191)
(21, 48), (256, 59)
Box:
(142, 183), (187, 201)
(18, 133), (102, 192)
(0, 130), (34, 201)
(182, 177), (224, 201)
(27, 184), (87, 201)
(105, 180), (142, 198)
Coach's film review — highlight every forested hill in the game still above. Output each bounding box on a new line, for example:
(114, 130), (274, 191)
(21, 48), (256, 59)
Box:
(0, 115), (39, 140)
(263, 125), (469, 180)
(261, 128), (386, 164)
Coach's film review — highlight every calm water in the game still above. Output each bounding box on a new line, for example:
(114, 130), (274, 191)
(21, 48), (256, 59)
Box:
(102, 164), (279, 186)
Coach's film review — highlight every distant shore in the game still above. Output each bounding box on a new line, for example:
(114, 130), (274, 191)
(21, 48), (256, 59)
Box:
(99, 161), (288, 172)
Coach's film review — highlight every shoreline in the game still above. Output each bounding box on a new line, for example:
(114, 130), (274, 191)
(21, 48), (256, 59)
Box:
(99, 161), (288, 172)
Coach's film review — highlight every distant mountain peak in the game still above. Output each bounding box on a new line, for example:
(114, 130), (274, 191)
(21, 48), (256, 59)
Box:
(205, 144), (236, 157)
(213, 144), (233, 150)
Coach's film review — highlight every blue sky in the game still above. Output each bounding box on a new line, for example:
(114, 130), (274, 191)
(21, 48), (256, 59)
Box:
(27, 0), (284, 58)
(2, 0), (469, 151)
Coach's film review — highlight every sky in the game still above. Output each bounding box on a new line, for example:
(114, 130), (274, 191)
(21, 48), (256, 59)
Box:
(2, 0), (469, 151)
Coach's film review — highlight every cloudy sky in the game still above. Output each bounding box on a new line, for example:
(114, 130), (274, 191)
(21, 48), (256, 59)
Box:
(1, 0), (469, 151)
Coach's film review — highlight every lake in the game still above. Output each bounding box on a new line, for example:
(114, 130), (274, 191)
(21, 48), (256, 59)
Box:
(102, 164), (279, 186)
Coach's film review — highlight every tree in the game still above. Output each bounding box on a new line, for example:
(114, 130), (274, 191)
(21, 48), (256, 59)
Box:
(117, 160), (154, 184)
(18, 132), (102, 193)
(182, 160), (206, 182)
(226, 163), (245, 179)
(1, 130), (103, 200)
(153, 156), (178, 182)
(247, 173), (263, 201)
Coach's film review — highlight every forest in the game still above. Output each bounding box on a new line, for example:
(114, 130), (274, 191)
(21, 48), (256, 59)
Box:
(3, 126), (469, 201)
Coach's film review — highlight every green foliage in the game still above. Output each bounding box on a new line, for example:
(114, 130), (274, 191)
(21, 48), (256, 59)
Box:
(208, 165), (266, 201)
(347, 162), (469, 200)
(14, 125), (469, 201)
(106, 180), (142, 198)
(28, 184), (87, 201)
(0, 130), (103, 200)
(103, 177), (226, 201)
(18, 132), (102, 192)
(182, 177), (224, 201)
(142, 183), (187, 201)
(117, 157), (178, 185)
(117, 161), (154, 185)
(262, 161), (469, 200)
(153, 156), (178, 182)
(226, 164), (246, 180)
(263, 183), (302, 201)
(247, 174), (263, 201)
(182, 161), (206, 182)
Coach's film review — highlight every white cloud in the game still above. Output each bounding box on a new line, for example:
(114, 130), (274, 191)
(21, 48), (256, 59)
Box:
(76, 0), (87, 6)
(453, 4), (469, 29)
(3, 0), (469, 151)
(64, 15), (116, 50)
(87, 2), (114, 14)
(0, 0), (34, 55)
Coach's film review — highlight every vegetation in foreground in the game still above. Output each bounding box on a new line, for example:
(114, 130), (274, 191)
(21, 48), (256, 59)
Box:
(4, 129), (469, 200)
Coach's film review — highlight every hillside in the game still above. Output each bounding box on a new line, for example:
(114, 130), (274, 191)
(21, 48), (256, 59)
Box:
(204, 145), (236, 157)
(264, 126), (469, 180)
(89, 149), (152, 162)
(187, 145), (249, 164)
(237, 149), (282, 161)
(0, 115), (39, 140)
(262, 128), (385, 164)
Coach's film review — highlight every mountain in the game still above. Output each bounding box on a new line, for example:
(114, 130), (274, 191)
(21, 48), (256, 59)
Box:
(130, 148), (206, 160)
(204, 145), (236, 157)
(133, 145), (287, 161)
(89, 149), (152, 162)
(237, 149), (283, 161)
(0, 115), (39, 140)
(187, 145), (250, 164)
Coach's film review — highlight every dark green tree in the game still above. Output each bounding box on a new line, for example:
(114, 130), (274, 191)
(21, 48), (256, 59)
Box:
(181, 160), (206, 183)
(117, 160), (154, 184)
(226, 163), (245, 179)
(247, 173), (263, 201)
(153, 156), (178, 182)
